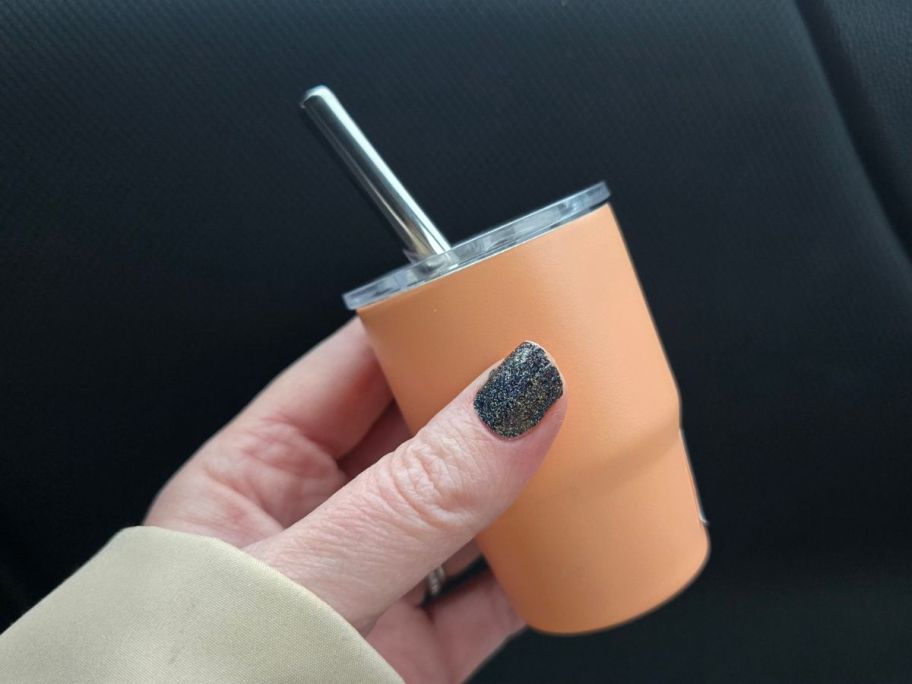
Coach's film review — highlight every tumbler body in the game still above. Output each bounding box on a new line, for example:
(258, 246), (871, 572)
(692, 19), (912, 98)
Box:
(352, 198), (709, 633)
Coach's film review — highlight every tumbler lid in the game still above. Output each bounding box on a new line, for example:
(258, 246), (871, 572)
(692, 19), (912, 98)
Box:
(343, 182), (610, 310)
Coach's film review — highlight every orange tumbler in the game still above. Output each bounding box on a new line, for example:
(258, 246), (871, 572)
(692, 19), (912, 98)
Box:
(304, 87), (709, 634)
(344, 184), (709, 633)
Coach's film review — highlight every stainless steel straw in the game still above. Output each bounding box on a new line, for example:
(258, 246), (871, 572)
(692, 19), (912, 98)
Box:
(301, 86), (451, 262)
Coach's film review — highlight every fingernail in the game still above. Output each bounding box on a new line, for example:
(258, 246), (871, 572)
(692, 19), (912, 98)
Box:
(473, 341), (564, 439)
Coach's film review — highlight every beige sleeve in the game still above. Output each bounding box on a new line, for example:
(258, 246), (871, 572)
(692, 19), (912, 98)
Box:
(0, 527), (403, 683)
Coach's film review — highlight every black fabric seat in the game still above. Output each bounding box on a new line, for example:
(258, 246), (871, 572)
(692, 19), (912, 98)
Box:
(2, 1), (911, 681)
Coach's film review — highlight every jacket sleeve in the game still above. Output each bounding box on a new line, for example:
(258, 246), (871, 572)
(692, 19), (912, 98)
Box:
(0, 527), (403, 683)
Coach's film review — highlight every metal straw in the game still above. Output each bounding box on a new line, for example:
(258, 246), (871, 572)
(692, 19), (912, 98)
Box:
(301, 86), (451, 262)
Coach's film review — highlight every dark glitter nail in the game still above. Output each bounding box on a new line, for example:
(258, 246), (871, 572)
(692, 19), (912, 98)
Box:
(473, 341), (564, 439)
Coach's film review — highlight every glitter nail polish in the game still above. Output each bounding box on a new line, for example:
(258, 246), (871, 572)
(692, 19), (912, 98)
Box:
(473, 341), (563, 438)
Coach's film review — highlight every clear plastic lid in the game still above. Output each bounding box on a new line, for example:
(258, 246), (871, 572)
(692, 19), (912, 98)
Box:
(343, 182), (610, 310)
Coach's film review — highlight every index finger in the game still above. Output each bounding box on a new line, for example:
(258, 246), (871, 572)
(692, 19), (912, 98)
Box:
(230, 317), (392, 459)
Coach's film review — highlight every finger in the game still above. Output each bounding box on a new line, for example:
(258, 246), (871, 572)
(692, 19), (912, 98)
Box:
(364, 602), (443, 683)
(340, 403), (411, 480)
(444, 541), (482, 579)
(147, 318), (391, 534)
(369, 574), (523, 683)
(427, 572), (524, 682)
(345, 406), (479, 601)
(230, 317), (391, 459)
(247, 341), (565, 632)
(403, 541), (483, 607)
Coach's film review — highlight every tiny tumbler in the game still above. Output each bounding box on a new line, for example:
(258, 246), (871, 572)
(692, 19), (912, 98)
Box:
(305, 87), (709, 634)
(344, 185), (709, 633)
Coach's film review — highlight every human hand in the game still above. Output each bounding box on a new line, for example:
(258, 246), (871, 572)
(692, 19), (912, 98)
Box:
(145, 319), (565, 683)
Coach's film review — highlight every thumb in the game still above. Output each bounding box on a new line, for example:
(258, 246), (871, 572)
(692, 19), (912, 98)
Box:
(246, 341), (566, 631)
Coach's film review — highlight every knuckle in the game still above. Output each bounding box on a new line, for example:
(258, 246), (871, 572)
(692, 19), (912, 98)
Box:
(217, 416), (336, 479)
(375, 427), (488, 534)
